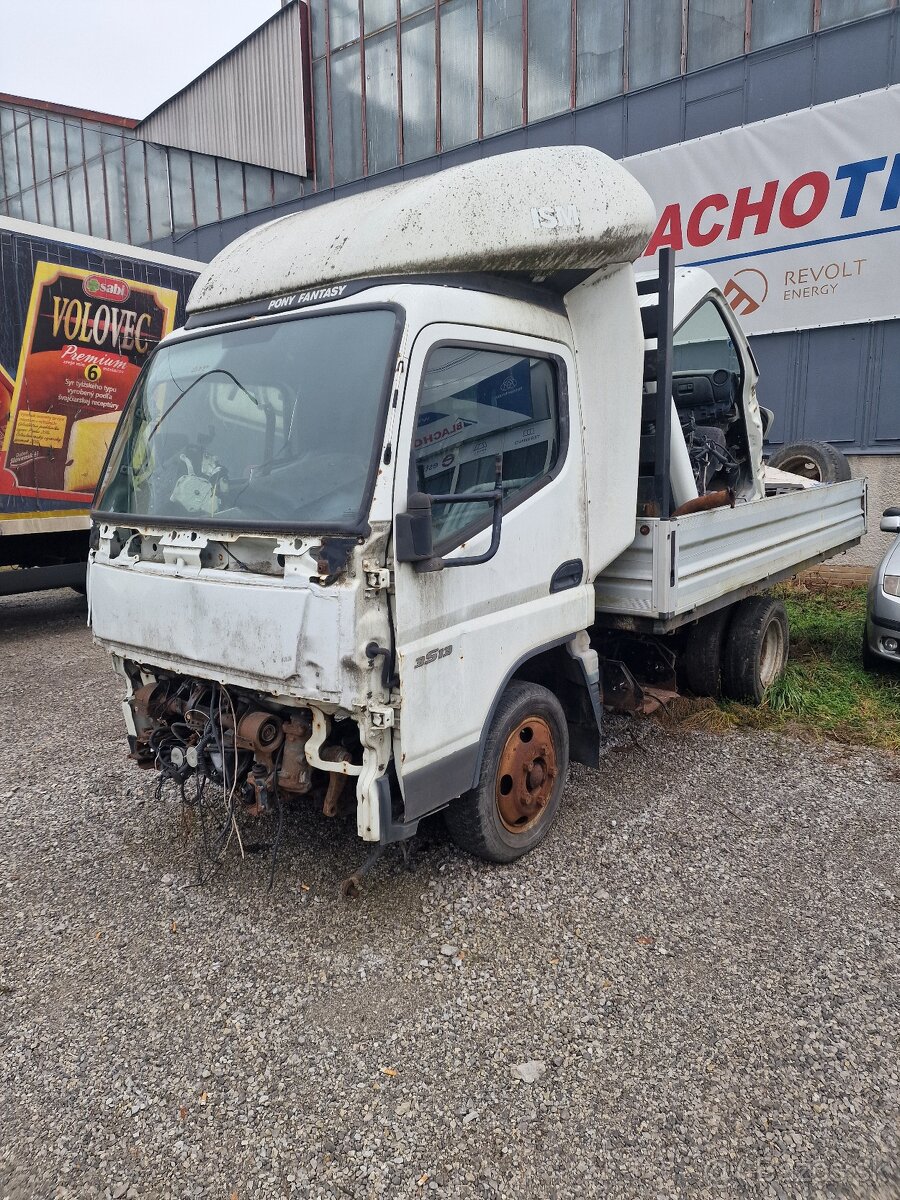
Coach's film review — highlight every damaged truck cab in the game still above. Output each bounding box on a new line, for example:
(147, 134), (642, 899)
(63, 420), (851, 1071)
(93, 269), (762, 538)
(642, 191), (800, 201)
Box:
(88, 147), (866, 864)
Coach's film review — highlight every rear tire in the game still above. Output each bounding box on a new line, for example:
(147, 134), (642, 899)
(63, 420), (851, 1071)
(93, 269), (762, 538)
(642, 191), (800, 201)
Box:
(682, 607), (731, 698)
(767, 440), (851, 484)
(445, 680), (568, 863)
(722, 596), (789, 704)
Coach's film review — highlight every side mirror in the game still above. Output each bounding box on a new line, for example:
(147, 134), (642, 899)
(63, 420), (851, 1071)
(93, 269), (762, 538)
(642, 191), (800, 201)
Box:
(395, 492), (434, 563)
(881, 507), (900, 535)
(394, 457), (505, 572)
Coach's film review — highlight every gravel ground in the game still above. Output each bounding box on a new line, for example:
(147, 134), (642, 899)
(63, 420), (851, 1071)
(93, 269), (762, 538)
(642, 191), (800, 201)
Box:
(1, 589), (898, 1200)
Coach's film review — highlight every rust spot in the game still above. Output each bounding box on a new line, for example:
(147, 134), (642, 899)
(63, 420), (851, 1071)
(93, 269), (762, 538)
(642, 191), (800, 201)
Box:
(495, 716), (558, 835)
(320, 745), (353, 817)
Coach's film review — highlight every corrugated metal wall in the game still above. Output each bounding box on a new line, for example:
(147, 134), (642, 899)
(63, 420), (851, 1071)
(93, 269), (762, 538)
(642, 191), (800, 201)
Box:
(137, 3), (309, 177)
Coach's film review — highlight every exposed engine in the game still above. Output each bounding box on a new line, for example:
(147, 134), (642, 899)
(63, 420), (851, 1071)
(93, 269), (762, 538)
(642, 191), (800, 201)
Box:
(126, 669), (361, 882)
(672, 367), (747, 495)
(680, 414), (743, 495)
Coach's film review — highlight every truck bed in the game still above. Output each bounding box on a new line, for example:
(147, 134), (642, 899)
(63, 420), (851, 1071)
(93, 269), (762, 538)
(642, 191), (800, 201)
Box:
(593, 478), (867, 632)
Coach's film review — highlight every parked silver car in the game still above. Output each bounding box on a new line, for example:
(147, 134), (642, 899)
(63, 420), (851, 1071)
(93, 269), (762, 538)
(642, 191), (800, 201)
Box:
(864, 508), (900, 670)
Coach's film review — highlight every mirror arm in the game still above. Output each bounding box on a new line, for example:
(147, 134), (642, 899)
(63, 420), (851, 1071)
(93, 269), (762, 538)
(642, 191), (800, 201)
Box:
(415, 456), (504, 571)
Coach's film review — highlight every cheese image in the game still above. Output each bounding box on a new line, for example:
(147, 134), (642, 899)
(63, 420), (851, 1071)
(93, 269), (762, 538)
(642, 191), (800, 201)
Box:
(63, 411), (120, 493)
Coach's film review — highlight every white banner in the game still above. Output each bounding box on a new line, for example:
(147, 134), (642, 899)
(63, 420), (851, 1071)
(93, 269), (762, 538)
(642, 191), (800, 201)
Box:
(624, 86), (900, 336)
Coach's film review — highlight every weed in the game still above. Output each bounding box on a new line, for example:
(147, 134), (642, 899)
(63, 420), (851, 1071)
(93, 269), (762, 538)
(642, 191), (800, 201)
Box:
(671, 584), (900, 753)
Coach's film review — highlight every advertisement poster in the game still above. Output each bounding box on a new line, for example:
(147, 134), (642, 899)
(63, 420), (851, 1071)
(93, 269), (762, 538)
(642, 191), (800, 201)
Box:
(624, 85), (900, 337)
(0, 362), (12, 449)
(0, 262), (178, 505)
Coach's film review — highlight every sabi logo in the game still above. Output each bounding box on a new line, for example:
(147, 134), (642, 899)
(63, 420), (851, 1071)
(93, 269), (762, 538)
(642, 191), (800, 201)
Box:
(82, 274), (130, 303)
(723, 268), (768, 316)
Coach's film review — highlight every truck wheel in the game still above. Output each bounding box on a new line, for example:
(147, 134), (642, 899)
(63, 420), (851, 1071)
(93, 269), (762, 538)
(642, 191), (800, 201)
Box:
(767, 440), (851, 484)
(445, 681), (568, 863)
(722, 596), (789, 704)
(682, 607), (731, 697)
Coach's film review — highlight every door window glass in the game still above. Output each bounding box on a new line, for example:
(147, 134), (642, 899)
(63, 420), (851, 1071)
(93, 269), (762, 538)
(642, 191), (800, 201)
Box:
(414, 346), (562, 545)
(673, 300), (741, 375)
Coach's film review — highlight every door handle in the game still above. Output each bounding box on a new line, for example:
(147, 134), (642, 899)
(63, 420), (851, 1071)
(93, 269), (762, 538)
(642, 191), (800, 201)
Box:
(550, 559), (584, 593)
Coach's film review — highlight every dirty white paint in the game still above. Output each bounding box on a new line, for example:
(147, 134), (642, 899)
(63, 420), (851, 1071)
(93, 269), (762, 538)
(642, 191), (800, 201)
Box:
(188, 147), (656, 313)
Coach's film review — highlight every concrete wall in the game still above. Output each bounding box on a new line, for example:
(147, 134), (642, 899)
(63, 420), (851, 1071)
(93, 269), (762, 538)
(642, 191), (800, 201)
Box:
(845, 454), (900, 569)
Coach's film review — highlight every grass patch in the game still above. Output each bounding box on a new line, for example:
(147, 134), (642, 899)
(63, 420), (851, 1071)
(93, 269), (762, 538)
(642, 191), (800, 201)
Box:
(673, 583), (900, 753)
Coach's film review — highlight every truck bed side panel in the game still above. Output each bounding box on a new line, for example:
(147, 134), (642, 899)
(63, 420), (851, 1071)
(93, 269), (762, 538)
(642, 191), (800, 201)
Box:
(594, 478), (866, 621)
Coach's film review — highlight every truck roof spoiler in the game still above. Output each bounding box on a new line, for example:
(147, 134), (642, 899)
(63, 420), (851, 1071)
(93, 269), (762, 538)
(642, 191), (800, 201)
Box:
(187, 146), (656, 315)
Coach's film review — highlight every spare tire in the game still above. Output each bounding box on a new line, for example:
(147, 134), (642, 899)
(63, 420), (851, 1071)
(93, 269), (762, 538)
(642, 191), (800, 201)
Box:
(767, 440), (851, 484)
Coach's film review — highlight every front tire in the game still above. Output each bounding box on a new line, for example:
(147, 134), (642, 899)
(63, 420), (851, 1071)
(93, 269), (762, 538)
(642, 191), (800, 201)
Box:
(445, 680), (569, 863)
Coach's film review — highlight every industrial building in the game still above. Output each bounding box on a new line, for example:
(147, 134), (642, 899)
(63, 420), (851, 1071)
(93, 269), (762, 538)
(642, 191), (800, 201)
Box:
(1, 0), (897, 560)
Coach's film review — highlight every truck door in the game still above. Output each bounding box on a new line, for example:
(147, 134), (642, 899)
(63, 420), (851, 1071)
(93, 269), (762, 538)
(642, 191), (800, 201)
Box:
(390, 323), (592, 821)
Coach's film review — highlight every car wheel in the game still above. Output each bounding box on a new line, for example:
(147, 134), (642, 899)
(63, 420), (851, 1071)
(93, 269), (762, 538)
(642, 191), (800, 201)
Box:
(445, 680), (568, 863)
(722, 596), (790, 704)
(682, 607), (731, 698)
(767, 440), (851, 484)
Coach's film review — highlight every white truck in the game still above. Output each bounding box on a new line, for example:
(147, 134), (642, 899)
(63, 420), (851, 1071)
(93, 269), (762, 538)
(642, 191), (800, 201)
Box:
(87, 148), (866, 875)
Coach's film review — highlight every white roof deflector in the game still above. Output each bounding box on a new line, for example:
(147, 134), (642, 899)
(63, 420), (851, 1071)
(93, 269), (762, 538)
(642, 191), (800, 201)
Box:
(188, 146), (656, 314)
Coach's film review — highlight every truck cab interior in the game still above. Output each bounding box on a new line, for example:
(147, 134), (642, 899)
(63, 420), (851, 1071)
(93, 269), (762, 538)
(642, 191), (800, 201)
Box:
(639, 294), (757, 509)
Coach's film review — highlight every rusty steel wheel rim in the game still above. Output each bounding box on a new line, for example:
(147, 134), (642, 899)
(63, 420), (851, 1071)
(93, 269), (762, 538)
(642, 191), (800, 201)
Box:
(495, 715), (558, 834)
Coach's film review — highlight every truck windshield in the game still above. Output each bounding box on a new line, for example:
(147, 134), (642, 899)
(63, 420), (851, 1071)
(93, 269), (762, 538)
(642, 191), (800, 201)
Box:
(94, 308), (399, 530)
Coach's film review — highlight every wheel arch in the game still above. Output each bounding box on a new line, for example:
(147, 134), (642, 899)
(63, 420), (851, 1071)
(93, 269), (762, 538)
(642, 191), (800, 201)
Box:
(398, 634), (600, 825)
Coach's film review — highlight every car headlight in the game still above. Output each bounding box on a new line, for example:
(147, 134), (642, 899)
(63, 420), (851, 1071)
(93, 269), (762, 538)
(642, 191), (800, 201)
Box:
(884, 575), (900, 597)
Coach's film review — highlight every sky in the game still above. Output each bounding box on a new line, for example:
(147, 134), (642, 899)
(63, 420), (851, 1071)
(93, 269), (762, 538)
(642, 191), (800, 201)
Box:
(0, 0), (282, 120)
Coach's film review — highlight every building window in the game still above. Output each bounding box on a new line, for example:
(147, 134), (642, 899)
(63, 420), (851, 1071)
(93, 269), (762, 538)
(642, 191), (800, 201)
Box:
(687, 0), (746, 71)
(331, 42), (364, 183)
(365, 0), (396, 33)
(577, 0), (625, 106)
(750, 0), (813, 48)
(440, 0), (478, 151)
(365, 26), (400, 172)
(527, 0), (573, 122)
(401, 8), (436, 162)
(819, 0), (893, 27)
(330, 0), (361, 49)
(627, 0), (683, 90)
(482, 0), (523, 137)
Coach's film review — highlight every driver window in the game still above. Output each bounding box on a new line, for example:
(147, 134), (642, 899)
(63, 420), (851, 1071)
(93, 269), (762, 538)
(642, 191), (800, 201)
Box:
(673, 300), (741, 376)
(414, 345), (562, 545)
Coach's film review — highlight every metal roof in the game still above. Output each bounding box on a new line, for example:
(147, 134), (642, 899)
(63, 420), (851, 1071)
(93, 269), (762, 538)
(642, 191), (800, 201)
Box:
(136, 1), (310, 177)
(0, 92), (138, 129)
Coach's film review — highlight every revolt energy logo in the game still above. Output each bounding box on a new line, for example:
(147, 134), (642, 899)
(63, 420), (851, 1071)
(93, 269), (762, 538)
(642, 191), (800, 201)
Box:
(723, 269), (769, 316)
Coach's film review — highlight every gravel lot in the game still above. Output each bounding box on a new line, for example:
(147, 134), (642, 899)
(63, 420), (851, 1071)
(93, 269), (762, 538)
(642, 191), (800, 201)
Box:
(1, 589), (898, 1200)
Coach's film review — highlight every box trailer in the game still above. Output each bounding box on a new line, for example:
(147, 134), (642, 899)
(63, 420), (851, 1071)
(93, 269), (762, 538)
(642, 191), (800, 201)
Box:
(0, 217), (201, 594)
